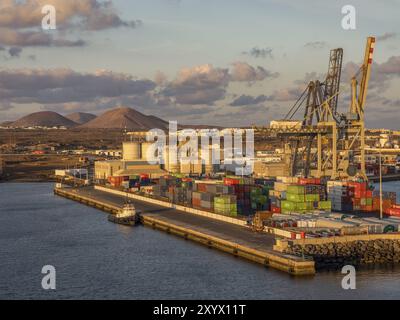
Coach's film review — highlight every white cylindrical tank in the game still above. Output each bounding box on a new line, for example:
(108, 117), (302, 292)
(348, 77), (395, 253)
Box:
(122, 141), (141, 160)
(202, 144), (220, 174)
(162, 146), (170, 171)
(141, 142), (153, 161)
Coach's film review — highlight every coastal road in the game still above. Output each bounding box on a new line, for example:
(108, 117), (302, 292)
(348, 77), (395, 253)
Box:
(69, 186), (277, 252)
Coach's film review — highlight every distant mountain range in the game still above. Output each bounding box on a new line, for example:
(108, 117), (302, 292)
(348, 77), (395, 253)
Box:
(1, 107), (170, 130)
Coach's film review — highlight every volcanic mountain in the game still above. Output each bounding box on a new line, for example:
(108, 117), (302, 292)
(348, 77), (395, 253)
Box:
(80, 107), (169, 130)
(0, 121), (14, 127)
(10, 111), (77, 128)
(65, 112), (97, 125)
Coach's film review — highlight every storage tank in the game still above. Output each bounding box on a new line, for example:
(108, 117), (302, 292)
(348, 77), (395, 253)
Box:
(122, 141), (141, 160)
(162, 146), (180, 173)
(169, 160), (180, 174)
(202, 144), (219, 174)
(141, 142), (153, 161)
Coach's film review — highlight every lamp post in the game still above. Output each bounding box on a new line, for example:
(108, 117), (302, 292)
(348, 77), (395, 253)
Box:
(379, 152), (383, 220)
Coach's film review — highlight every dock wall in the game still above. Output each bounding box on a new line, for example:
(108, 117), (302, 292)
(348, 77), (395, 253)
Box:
(54, 188), (120, 214)
(141, 215), (315, 275)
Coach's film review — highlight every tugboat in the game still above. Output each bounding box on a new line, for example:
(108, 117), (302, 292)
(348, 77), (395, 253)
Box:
(108, 201), (140, 226)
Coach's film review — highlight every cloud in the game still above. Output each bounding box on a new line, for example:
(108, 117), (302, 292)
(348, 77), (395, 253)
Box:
(376, 32), (397, 42)
(0, 0), (140, 31)
(0, 1), (140, 52)
(0, 68), (156, 105)
(243, 47), (273, 59)
(162, 64), (230, 105)
(342, 55), (400, 91)
(230, 94), (268, 106)
(0, 101), (13, 111)
(154, 71), (168, 86)
(161, 62), (278, 106)
(230, 62), (279, 82)
(304, 41), (327, 49)
(266, 87), (304, 102)
(293, 72), (325, 85)
(0, 28), (85, 47)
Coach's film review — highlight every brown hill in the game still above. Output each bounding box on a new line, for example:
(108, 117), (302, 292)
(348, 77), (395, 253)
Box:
(80, 107), (169, 130)
(11, 111), (77, 128)
(65, 112), (97, 125)
(0, 121), (14, 127)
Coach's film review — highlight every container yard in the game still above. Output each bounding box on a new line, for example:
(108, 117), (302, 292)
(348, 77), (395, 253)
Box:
(95, 173), (400, 238)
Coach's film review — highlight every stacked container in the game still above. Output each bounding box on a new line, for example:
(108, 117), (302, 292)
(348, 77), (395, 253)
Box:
(272, 178), (330, 214)
(250, 186), (270, 211)
(327, 181), (352, 211)
(214, 195), (237, 216)
(347, 181), (373, 212)
(373, 191), (397, 214)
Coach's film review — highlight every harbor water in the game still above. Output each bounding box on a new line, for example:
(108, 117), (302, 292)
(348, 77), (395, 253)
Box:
(1, 182), (400, 300)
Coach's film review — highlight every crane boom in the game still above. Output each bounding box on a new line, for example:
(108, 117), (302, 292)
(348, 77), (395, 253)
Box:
(352, 36), (375, 119)
(359, 37), (375, 113)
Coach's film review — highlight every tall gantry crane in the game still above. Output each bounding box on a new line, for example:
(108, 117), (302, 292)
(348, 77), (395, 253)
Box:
(255, 37), (375, 180)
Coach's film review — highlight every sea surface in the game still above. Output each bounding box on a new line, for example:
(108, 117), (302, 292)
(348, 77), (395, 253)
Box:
(1, 182), (400, 300)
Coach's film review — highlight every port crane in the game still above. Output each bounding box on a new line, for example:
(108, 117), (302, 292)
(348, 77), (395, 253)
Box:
(255, 36), (375, 180)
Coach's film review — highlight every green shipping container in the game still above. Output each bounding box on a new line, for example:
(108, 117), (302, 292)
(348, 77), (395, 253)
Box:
(286, 193), (305, 202)
(251, 188), (262, 196)
(281, 200), (296, 211)
(305, 194), (319, 202)
(258, 195), (268, 205)
(295, 202), (311, 211)
(287, 185), (305, 195)
(318, 201), (332, 210)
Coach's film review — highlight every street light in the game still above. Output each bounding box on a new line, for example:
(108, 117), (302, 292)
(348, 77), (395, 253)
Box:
(379, 152), (383, 220)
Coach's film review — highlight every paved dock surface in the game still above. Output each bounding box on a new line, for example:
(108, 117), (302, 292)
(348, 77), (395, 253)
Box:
(68, 186), (276, 251)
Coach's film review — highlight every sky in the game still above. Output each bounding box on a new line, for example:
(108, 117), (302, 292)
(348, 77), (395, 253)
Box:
(0, 0), (399, 128)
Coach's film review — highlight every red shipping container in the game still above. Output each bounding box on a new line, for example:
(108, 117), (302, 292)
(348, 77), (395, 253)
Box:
(197, 184), (207, 192)
(349, 181), (367, 191)
(224, 178), (240, 185)
(271, 206), (281, 213)
(298, 178), (321, 185)
(192, 198), (201, 207)
(363, 205), (373, 212)
(373, 198), (393, 212)
(298, 178), (309, 185)
(386, 208), (400, 217)
(354, 189), (366, 199)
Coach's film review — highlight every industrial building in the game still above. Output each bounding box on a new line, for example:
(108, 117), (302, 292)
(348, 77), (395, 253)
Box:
(94, 141), (167, 181)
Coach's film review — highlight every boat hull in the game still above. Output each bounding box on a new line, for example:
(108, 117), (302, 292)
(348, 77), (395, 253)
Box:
(108, 214), (138, 226)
